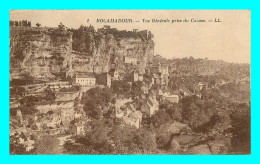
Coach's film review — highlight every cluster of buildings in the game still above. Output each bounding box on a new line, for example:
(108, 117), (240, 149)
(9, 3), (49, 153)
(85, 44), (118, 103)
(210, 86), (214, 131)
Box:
(124, 70), (144, 82)
(64, 58), (171, 91)
(113, 88), (181, 129)
(62, 62), (173, 129)
(141, 91), (159, 118)
(18, 55), (211, 133)
(17, 60), (210, 133)
(115, 103), (142, 129)
(66, 104), (88, 135)
(146, 63), (169, 86)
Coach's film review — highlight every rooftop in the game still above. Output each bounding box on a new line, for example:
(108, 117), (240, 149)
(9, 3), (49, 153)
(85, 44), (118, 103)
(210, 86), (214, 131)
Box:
(75, 72), (95, 78)
(74, 122), (84, 127)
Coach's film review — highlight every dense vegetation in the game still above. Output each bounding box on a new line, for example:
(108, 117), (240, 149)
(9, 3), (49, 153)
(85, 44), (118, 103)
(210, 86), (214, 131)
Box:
(63, 75), (251, 154)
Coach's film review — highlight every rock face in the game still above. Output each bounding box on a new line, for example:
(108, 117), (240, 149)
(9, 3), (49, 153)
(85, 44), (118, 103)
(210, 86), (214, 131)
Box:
(10, 27), (72, 80)
(35, 101), (75, 127)
(71, 30), (154, 74)
(55, 91), (80, 102)
(170, 139), (181, 152)
(35, 101), (74, 114)
(187, 144), (212, 155)
(10, 26), (155, 81)
(159, 122), (191, 135)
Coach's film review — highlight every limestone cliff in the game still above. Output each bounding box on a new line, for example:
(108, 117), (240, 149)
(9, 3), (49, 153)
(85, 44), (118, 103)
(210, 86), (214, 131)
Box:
(70, 27), (154, 74)
(10, 27), (72, 80)
(10, 26), (155, 80)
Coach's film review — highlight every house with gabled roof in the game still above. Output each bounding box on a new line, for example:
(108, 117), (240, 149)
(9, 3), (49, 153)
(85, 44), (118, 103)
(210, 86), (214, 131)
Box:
(164, 93), (179, 103)
(198, 82), (208, 90)
(122, 110), (142, 129)
(141, 96), (159, 117)
(71, 122), (85, 135)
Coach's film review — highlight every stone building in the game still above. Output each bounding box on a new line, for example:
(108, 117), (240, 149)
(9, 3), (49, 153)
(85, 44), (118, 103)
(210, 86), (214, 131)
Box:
(71, 122), (85, 135)
(148, 63), (169, 86)
(124, 56), (137, 65)
(129, 71), (139, 82)
(122, 110), (142, 129)
(108, 69), (119, 80)
(141, 92), (159, 117)
(115, 103), (142, 129)
(164, 93), (179, 103)
(126, 70), (144, 82)
(148, 63), (169, 76)
(198, 82), (208, 90)
(72, 72), (96, 86)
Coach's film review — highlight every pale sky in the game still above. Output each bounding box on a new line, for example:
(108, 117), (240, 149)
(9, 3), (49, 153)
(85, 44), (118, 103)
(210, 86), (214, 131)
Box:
(10, 10), (251, 63)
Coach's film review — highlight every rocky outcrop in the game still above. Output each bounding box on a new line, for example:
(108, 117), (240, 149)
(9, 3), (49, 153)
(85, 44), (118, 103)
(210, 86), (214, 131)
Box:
(71, 27), (154, 74)
(170, 139), (181, 152)
(35, 101), (74, 113)
(187, 144), (212, 155)
(158, 122), (192, 135)
(10, 27), (72, 80)
(55, 91), (80, 102)
(35, 101), (75, 128)
(10, 27), (155, 80)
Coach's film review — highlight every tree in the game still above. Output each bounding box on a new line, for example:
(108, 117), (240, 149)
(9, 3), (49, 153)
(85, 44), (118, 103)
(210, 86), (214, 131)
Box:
(64, 120), (111, 154)
(148, 31), (154, 39)
(109, 125), (151, 154)
(130, 81), (143, 98)
(133, 129), (157, 154)
(151, 110), (171, 128)
(21, 106), (38, 115)
(111, 80), (131, 96)
(36, 23), (41, 28)
(194, 114), (220, 133)
(88, 25), (95, 33)
(34, 135), (60, 154)
(28, 21), (31, 27)
(180, 96), (217, 130)
(10, 133), (27, 155)
(84, 98), (103, 119)
(58, 22), (65, 30)
(230, 103), (250, 154)
(156, 133), (172, 149)
(10, 21), (14, 27)
(82, 87), (114, 119)
(88, 120), (108, 146)
(45, 87), (55, 101)
(103, 25), (111, 30)
(164, 103), (183, 122)
(22, 20), (27, 27)
(10, 86), (25, 97)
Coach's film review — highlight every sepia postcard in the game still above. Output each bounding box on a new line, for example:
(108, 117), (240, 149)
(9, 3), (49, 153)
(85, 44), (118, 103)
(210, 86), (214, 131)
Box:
(9, 10), (251, 155)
